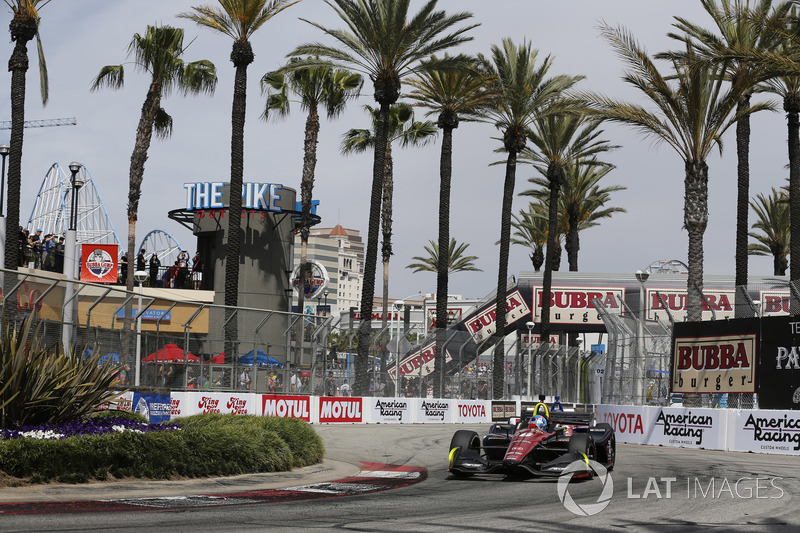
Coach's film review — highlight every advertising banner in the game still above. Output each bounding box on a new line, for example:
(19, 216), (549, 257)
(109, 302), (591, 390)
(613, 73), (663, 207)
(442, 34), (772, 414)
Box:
(181, 392), (256, 415)
(728, 409), (800, 455)
(452, 400), (490, 423)
(491, 400), (517, 422)
(759, 290), (791, 316)
(414, 398), (452, 423)
(388, 341), (452, 383)
(132, 393), (171, 424)
(671, 318), (758, 394)
(261, 394), (312, 421)
(425, 307), (463, 331)
(97, 391), (133, 412)
(319, 396), (363, 423)
(533, 286), (624, 325)
(757, 316), (800, 410)
(645, 407), (725, 450)
(648, 288), (735, 322)
(367, 397), (411, 424)
(465, 289), (530, 343)
(80, 243), (119, 283)
(596, 405), (648, 444)
(169, 392), (189, 419)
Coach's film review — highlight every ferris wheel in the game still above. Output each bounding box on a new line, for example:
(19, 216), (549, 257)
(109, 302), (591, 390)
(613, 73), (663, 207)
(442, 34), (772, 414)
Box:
(138, 229), (184, 267)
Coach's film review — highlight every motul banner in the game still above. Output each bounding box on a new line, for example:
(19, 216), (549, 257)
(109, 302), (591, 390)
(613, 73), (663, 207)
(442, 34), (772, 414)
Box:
(319, 397), (363, 423)
(260, 394), (311, 421)
(80, 243), (119, 283)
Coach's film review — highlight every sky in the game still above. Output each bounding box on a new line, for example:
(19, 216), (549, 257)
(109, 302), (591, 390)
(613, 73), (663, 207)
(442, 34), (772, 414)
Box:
(0, 1), (789, 301)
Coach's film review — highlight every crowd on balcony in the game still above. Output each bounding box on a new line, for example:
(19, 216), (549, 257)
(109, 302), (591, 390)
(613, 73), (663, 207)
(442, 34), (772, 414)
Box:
(118, 249), (203, 289)
(18, 227), (66, 273)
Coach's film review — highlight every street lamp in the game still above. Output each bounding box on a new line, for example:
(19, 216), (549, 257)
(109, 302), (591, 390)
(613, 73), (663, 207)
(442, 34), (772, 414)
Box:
(526, 321), (534, 401)
(134, 270), (148, 386)
(394, 299), (404, 395)
(323, 289), (329, 316)
(0, 143), (9, 267)
(635, 269), (650, 404)
(61, 162), (83, 350)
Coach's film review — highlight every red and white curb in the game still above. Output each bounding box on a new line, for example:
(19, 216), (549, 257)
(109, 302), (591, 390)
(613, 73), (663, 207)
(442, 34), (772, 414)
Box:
(0, 462), (427, 515)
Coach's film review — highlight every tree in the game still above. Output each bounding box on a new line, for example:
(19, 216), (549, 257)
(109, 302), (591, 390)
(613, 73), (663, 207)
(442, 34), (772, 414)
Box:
(662, 0), (788, 316)
(749, 187), (789, 275)
(179, 0), (300, 355)
(406, 55), (494, 396)
(91, 25), (217, 296)
(290, 0), (476, 396)
(479, 38), (582, 399)
(579, 25), (763, 321)
(406, 238), (482, 274)
(341, 103), (436, 381)
(521, 112), (618, 346)
(5, 0), (53, 271)
(262, 57), (361, 350)
(510, 203), (551, 272)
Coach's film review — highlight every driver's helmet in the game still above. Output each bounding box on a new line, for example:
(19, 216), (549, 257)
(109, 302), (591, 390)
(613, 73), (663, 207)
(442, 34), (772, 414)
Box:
(530, 415), (548, 431)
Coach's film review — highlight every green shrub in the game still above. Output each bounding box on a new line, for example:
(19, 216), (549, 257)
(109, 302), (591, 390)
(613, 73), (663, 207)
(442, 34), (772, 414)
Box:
(0, 414), (324, 484)
(86, 410), (149, 424)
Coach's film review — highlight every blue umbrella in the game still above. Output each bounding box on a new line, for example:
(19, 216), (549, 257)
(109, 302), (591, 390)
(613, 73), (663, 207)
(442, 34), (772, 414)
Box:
(99, 353), (121, 364)
(239, 350), (284, 368)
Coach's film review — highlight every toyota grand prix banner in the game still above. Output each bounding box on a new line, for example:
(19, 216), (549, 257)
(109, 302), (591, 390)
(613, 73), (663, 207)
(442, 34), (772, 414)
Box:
(80, 243), (119, 283)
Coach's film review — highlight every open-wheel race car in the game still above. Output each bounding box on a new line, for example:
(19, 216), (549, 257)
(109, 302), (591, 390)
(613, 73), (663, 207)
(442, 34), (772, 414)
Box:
(447, 402), (615, 480)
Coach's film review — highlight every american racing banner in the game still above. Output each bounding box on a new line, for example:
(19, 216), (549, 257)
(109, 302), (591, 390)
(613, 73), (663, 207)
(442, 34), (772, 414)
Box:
(728, 409), (800, 454)
(415, 399), (452, 423)
(367, 397), (411, 423)
(671, 318), (758, 394)
(644, 407), (725, 450)
(80, 243), (119, 283)
(533, 286), (624, 325)
(756, 316), (800, 410)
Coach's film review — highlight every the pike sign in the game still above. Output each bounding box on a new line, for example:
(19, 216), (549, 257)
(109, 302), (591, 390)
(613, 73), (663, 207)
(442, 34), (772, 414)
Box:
(183, 182), (284, 212)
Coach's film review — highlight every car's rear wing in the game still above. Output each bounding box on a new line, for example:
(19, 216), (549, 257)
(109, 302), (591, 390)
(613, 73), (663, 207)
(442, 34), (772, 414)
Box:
(550, 411), (595, 426)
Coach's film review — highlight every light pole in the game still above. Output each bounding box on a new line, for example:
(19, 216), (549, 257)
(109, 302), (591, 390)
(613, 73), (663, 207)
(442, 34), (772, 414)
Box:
(526, 321), (534, 400)
(62, 162), (83, 349)
(134, 270), (148, 386)
(394, 299), (404, 395)
(635, 269), (650, 404)
(0, 143), (8, 268)
(323, 290), (329, 316)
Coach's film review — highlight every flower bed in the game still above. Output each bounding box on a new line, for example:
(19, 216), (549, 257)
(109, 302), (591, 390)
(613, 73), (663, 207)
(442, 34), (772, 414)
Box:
(0, 417), (180, 440)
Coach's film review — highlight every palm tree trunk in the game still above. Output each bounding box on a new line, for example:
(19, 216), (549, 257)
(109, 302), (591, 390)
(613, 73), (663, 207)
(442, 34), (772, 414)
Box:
(379, 142), (394, 391)
(684, 159), (709, 322)
(734, 96), (751, 318)
(356, 101), (391, 396)
(788, 96), (800, 315)
(435, 124), (454, 398)
(566, 207), (579, 349)
(296, 105), (321, 366)
(492, 150), (517, 400)
(541, 164), (564, 345)
(224, 42), (254, 358)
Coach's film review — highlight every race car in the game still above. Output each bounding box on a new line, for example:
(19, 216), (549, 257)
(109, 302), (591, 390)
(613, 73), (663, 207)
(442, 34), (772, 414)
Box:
(447, 402), (615, 479)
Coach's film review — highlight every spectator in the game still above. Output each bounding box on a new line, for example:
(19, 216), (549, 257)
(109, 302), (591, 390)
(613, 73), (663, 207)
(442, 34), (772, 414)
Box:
(476, 380), (489, 400)
(238, 368), (251, 390)
(339, 379), (350, 397)
(163, 364), (176, 388)
(191, 251), (203, 289)
(148, 253), (161, 287)
(290, 370), (302, 392)
(55, 236), (65, 273)
(136, 249), (146, 272)
(30, 229), (42, 268)
(324, 371), (336, 396)
(119, 253), (128, 284)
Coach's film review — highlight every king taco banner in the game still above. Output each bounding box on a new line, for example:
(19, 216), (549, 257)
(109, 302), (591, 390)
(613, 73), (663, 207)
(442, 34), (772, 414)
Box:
(80, 243), (119, 283)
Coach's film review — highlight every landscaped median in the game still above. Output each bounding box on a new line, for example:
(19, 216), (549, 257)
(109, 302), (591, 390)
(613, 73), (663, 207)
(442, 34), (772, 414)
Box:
(0, 411), (325, 485)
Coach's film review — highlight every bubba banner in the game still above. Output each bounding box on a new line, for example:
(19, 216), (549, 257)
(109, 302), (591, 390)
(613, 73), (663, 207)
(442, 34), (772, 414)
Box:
(671, 318), (758, 395)
(80, 243), (119, 283)
(758, 316), (800, 410)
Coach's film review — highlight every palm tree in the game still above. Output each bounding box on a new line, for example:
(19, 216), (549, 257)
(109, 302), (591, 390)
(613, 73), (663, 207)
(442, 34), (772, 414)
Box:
(662, 0), (788, 316)
(290, 0), (476, 396)
(749, 187), (789, 275)
(522, 158), (624, 272)
(5, 0), (53, 271)
(406, 238), (482, 273)
(178, 0), (300, 355)
(341, 103), (436, 382)
(262, 57), (361, 342)
(510, 203), (551, 272)
(479, 39), (582, 399)
(405, 55), (494, 396)
(579, 25), (763, 321)
(91, 25), (217, 296)
(521, 112), (618, 346)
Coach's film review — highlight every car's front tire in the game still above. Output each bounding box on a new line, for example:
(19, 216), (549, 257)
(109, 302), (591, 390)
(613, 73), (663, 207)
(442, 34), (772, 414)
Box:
(449, 430), (480, 478)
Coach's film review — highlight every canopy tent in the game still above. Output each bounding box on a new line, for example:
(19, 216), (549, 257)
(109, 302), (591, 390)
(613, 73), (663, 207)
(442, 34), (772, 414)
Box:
(208, 353), (225, 364)
(99, 352), (121, 364)
(239, 350), (284, 368)
(144, 343), (200, 363)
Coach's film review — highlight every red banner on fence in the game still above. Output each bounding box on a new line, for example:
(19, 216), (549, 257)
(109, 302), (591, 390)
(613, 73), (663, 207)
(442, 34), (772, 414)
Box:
(80, 244), (118, 283)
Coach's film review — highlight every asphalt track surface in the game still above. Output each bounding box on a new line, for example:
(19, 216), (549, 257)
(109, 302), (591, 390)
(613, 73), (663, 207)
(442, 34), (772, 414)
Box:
(1, 423), (799, 532)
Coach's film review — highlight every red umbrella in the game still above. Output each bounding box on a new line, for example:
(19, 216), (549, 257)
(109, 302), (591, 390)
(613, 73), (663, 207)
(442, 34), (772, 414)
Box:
(209, 352), (225, 364)
(143, 343), (200, 363)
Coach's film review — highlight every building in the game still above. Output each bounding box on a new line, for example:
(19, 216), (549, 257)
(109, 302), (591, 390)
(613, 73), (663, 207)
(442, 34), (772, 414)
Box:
(292, 224), (364, 316)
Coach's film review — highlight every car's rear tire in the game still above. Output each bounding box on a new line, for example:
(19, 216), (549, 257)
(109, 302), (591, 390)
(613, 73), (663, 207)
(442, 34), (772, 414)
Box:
(449, 430), (480, 478)
(567, 433), (596, 480)
(595, 422), (616, 471)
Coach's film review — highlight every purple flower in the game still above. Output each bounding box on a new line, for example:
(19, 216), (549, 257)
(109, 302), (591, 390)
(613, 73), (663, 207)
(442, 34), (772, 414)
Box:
(1, 417), (180, 440)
